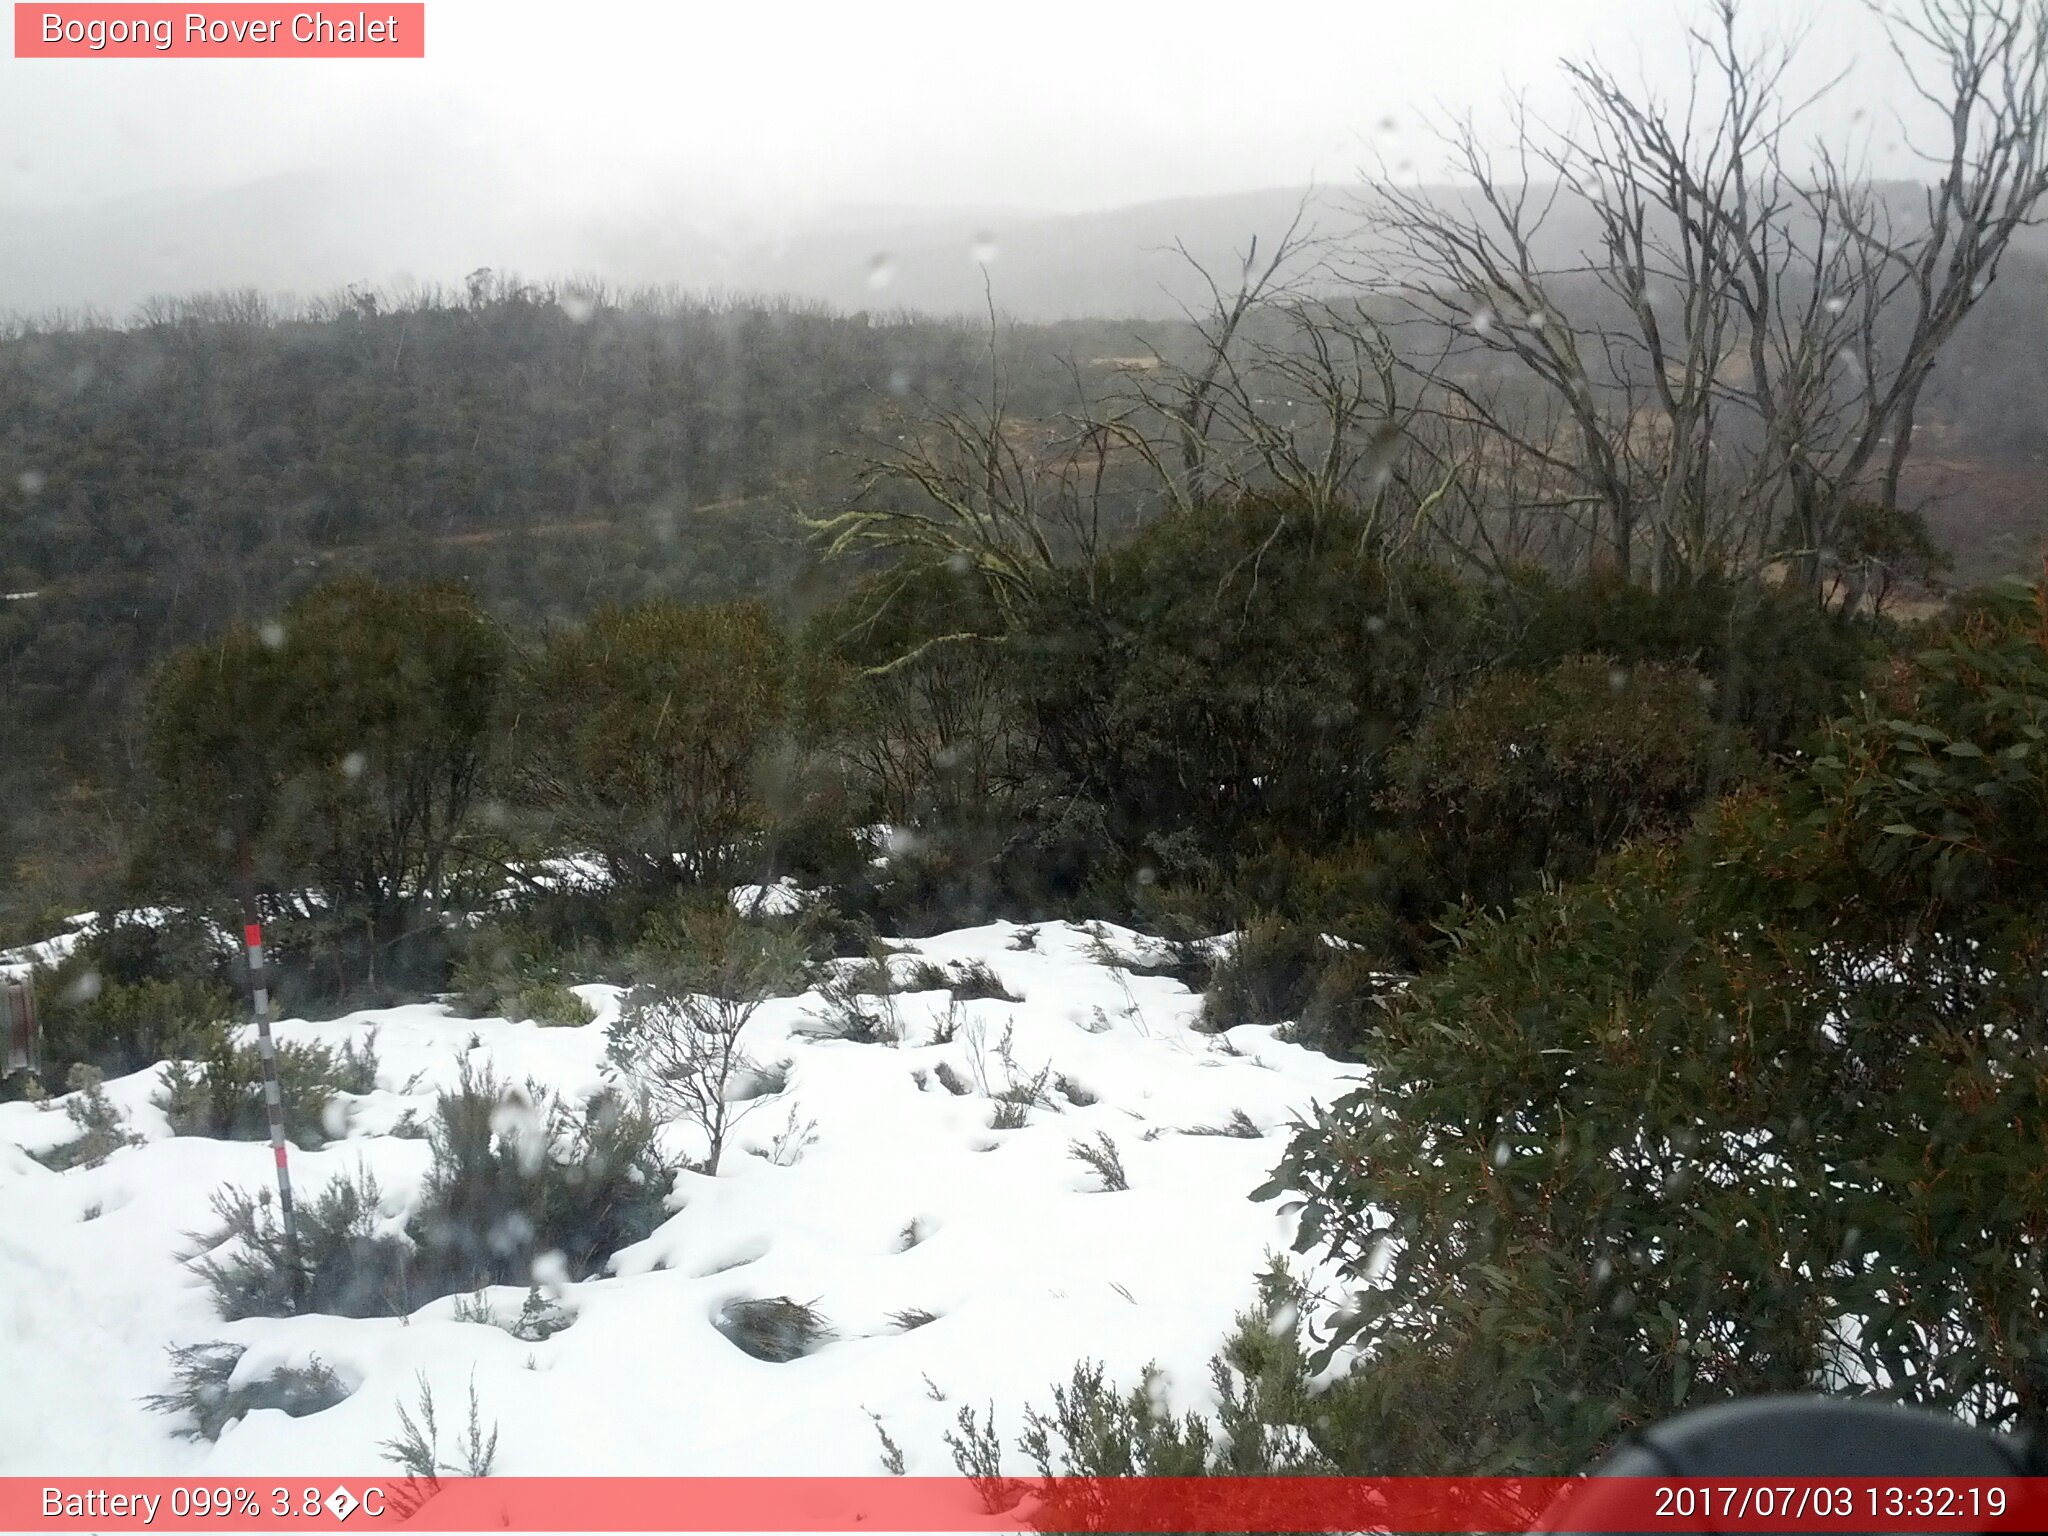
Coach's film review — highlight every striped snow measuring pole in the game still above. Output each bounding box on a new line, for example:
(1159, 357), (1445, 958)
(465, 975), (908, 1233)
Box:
(243, 923), (305, 1306)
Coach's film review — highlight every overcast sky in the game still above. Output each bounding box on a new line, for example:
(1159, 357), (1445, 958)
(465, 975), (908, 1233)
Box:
(0, 0), (1919, 311)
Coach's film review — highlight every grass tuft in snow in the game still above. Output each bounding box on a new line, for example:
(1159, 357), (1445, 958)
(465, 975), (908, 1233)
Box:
(889, 1306), (939, 1331)
(903, 958), (1020, 1002)
(381, 1372), (499, 1484)
(944, 1403), (1024, 1514)
(1053, 1072), (1098, 1107)
(865, 1409), (908, 1475)
(807, 967), (904, 1045)
(146, 1342), (348, 1440)
(1067, 1131), (1130, 1192)
(1179, 1108), (1263, 1139)
(143, 1342), (351, 1442)
(714, 1296), (833, 1362)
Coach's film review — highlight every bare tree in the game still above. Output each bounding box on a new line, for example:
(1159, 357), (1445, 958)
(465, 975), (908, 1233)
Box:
(605, 919), (801, 1173)
(810, 282), (1118, 633)
(1363, 0), (2048, 592)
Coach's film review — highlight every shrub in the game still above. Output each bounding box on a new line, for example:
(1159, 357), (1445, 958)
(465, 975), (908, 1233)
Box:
(608, 907), (805, 1170)
(191, 1066), (677, 1319)
(801, 563), (1018, 832)
(1285, 948), (1397, 1061)
(1377, 656), (1738, 916)
(505, 982), (594, 1028)
(1197, 917), (1329, 1032)
(512, 598), (791, 894)
(144, 1342), (350, 1441)
(1011, 503), (1483, 869)
(191, 1167), (412, 1321)
(942, 959), (1020, 1002)
(943, 1266), (1375, 1511)
(33, 955), (235, 1089)
(715, 1296), (832, 1362)
(381, 1374), (499, 1481)
(1498, 569), (1877, 754)
(408, 1062), (677, 1297)
(36, 1063), (140, 1170)
(807, 971), (903, 1045)
(453, 1285), (575, 1342)
(156, 1026), (379, 1146)
(140, 577), (505, 1003)
(449, 916), (595, 1025)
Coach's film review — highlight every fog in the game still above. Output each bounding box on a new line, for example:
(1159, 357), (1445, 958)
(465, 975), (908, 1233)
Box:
(0, 0), (1917, 316)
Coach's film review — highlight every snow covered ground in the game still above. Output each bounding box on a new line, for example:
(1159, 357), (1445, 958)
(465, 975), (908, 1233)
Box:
(0, 919), (1357, 1476)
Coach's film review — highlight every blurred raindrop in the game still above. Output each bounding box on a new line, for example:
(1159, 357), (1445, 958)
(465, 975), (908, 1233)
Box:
(532, 1249), (570, 1293)
(970, 232), (999, 265)
(560, 292), (595, 323)
(1363, 1234), (1396, 1282)
(867, 253), (896, 291)
(259, 621), (286, 650)
(341, 750), (367, 780)
(17, 469), (45, 496)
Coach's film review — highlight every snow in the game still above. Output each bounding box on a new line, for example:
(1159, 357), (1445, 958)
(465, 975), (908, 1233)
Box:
(729, 880), (809, 918)
(0, 919), (1359, 1476)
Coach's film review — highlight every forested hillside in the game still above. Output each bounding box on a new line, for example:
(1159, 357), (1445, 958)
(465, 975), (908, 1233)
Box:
(0, 283), (1173, 928)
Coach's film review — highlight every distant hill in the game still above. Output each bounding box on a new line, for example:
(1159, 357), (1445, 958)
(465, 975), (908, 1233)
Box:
(11, 173), (2047, 324)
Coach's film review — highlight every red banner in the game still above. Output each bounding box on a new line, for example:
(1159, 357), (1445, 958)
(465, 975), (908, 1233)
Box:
(13, 5), (424, 58)
(3, 1476), (2044, 1532)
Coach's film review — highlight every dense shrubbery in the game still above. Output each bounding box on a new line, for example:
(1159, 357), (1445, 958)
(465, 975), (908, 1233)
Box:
(1254, 581), (2048, 1470)
(194, 1167), (410, 1321)
(1196, 918), (1331, 1034)
(1499, 570), (1878, 753)
(139, 577), (506, 1008)
(1376, 655), (1737, 915)
(447, 917), (597, 1027)
(1014, 505), (1481, 875)
(947, 1264), (1380, 1496)
(512, 599), (791, 895)
(23, 914), (236, 1092)
(113, 515), (1891, 1018)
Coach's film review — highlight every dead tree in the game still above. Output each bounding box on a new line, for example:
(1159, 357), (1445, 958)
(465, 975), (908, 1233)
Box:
(1363, 0), (2048, 593)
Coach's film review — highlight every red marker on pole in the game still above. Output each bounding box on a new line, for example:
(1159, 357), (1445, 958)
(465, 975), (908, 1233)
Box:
(243, 922), (304, 1307)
